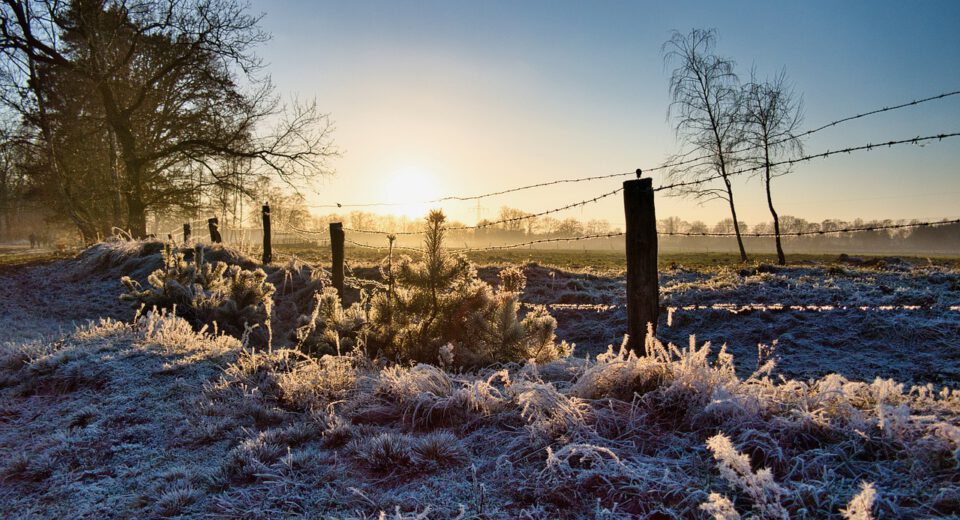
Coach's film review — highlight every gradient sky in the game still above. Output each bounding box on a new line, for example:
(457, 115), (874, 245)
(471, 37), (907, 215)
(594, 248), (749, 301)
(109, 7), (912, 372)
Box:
(249, 0), (960, 228)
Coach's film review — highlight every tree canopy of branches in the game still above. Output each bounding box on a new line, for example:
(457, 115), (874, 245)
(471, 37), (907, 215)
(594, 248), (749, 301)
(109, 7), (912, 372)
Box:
(742, 69), (804, 265)
(662, 28), (749, 261)
(0, 0), (337, 240)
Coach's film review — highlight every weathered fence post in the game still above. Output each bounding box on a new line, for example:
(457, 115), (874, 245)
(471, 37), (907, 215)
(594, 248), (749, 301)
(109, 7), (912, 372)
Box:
(208, 217), (222, 244)
(623, 176), (659, 353)
(183, 223), (191, 243)
(330, 222), (345, 300)
(262, 203), (272, 264)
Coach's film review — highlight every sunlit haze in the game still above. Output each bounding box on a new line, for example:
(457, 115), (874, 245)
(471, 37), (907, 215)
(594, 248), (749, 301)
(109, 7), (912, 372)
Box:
(379, 167), (445, 219)
(249, 0), (960, 227)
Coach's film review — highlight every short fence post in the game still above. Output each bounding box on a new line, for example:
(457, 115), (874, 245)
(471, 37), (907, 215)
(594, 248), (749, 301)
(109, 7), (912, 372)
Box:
(262, 203), (272, 264)
(208, 217), (222, 244)
(183, 223), (191, 243)
(623, 177), (659, 353)
(330, 222), (345, 300)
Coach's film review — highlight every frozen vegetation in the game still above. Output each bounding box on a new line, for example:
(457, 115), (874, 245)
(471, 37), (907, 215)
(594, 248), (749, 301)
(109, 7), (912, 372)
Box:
(0, 238), (958, 518)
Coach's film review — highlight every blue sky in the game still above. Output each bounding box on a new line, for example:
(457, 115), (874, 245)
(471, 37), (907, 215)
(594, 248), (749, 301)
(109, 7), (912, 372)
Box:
(250, 0), (960, 226)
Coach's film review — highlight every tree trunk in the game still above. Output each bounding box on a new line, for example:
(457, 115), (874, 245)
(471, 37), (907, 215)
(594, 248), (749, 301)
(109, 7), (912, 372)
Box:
(126, 188), (148, 238)
(724, 178), (749, 262)
(763, 144), (786, 265)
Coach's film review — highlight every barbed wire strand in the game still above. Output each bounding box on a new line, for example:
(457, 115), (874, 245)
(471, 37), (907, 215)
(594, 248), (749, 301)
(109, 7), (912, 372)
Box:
(339, 218), (958, 252)
(653, 132), (960, 193)
(328, 132), (960, 237)
(305, 90), (960, 209)
(343, 185), (625, 236)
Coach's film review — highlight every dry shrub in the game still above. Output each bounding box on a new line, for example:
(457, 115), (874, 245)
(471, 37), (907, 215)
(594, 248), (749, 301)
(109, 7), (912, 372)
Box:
(706, 433), (789, 520)
(278, 354), (359, 411)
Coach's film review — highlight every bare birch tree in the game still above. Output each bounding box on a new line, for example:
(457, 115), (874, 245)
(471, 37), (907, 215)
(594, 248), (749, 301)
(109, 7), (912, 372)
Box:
(742, 69), (804, 265)
(662, 28), (749, 261)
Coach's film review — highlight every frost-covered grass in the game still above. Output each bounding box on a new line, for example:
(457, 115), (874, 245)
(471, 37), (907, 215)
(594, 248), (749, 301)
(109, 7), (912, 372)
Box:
(1, 241), (959, 517)
(1, 313), (958, 518)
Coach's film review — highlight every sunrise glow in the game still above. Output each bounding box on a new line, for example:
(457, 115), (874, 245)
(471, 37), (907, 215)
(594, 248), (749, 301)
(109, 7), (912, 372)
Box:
(379, 167), (443, 219)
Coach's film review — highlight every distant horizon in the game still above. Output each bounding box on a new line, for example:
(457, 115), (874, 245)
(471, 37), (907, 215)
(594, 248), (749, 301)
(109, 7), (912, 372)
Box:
(250, 0), (960, 228)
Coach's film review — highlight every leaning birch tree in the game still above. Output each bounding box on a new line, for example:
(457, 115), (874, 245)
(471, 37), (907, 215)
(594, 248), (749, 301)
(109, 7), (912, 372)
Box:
(662, 28), (748, 261)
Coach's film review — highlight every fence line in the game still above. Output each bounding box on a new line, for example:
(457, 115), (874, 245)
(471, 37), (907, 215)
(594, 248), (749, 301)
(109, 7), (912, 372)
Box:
(302, 90), (960, 210)
(656, 218), (960, 238)
(315, 131), (960, 238)
(343, 186), (625, 236)
(335, 218), (959, 253)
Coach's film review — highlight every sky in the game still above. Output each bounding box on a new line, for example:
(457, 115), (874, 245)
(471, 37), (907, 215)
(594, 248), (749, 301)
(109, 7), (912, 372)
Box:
(248, 0), (960, 228)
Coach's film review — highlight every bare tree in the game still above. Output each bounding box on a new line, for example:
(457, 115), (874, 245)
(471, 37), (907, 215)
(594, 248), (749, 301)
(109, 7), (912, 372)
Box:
(0, 0), (337, 238)
(662, 28), (748, 261)
(742, 69), (804, 265)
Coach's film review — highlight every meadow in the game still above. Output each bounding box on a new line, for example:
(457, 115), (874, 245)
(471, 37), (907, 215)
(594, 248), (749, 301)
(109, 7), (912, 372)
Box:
(0, 240), (957, 518)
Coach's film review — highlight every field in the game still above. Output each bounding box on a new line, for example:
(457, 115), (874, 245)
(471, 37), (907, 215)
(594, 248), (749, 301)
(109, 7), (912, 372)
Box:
(0, 242), (958, 518)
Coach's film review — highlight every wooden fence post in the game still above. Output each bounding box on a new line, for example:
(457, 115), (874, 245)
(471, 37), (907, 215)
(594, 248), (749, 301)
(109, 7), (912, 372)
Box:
(330, 222), (345, 300)
(208, 217), (222, 244)
(183, 223), (191, 243)
(262, 203), (272, 264)
(623, 176), (659, 353)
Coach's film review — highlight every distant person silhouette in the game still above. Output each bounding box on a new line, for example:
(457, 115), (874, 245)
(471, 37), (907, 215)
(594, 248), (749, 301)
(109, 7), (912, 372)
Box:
(29, 233), (36, 249)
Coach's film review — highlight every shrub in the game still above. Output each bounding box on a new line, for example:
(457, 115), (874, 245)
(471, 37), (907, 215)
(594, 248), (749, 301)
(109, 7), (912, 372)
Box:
(366, 210), (571, 367)
(293, 286), (366, 357)
(121, 243), (275, 341)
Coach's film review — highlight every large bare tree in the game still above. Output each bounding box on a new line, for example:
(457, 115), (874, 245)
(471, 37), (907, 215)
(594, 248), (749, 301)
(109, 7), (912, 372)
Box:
(0, 0), (336, 239)
(742, 69), (804, 265)
(662, 28), (748, 261)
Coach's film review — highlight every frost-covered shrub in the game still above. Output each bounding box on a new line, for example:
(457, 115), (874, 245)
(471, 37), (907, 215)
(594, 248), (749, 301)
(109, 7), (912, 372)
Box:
(120, 243), (275, 341)
(412, 431), (469, 467)
(277, 353), (359, 411)
(367, 210), (571, 367)
(706, 433), (788, 519)
(292, 286), (366, 357)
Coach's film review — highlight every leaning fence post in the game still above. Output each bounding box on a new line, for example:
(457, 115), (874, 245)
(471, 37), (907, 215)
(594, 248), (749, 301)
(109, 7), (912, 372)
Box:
(183, 223), (191, 243)
(330, 222), (345, 300)
(262, 202), (272, 264)
(623, 176), (659, 353)
(208, 217), (222, 244)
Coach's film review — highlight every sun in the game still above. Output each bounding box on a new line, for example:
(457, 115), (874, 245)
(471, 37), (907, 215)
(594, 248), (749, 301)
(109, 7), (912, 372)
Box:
(380, 167), (442, 219)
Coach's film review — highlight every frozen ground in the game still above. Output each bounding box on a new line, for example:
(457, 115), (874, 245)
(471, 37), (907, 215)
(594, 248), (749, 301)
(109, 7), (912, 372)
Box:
(0, 244), (958, 518)
(509, 259), (960, 386)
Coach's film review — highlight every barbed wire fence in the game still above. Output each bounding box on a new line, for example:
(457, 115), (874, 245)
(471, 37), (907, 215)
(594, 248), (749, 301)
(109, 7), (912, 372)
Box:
(145, 89), (960, 339)
(157, 93), (960, 262)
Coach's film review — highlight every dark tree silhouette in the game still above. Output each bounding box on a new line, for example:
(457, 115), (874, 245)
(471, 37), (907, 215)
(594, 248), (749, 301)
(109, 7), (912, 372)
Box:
(742, 69), (804, 265)
(662, 28), (749, 261)
(0, 0), (337, 239)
